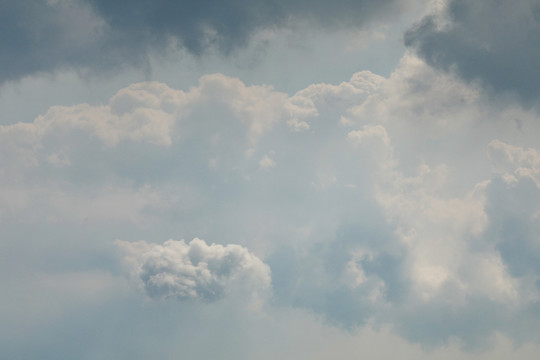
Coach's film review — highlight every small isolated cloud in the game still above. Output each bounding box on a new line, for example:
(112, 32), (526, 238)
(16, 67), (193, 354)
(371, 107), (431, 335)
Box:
(117, 238), (271, 302)
(259, 154), (276, 169)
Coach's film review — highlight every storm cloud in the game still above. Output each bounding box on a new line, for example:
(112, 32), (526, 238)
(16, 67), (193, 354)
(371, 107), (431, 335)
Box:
(0, 0), (403, 84)
(405, 0), (540, 105)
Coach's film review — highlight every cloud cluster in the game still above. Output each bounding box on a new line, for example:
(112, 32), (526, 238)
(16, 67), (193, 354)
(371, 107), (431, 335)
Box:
(6, 1), (540, 357)
(405, 0), (540, 105)
(117, 238), (271, 301)
(0, 72), (313, 147)
(267, 54), (540, 346)
(0, 73), (316, 228)
(0, 0), (405, 84)
(3, 53), (540, 349)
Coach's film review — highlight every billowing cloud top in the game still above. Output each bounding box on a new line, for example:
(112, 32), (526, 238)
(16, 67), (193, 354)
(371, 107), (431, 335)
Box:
(117, 238), (271, 301)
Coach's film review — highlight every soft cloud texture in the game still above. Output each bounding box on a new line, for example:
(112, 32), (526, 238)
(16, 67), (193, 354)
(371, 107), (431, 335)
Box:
(117, 238), (271, 301)
(5, 1), (540, 359)
(0, 73), (314, 148)
(3, 52), (540, 358)
(266, 53), (540, 346)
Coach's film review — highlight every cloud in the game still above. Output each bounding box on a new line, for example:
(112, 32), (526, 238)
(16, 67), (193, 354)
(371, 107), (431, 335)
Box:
(6, 2), (540, 357)
(0, 73), (315, 178)
(259, 153), (276, 169)
(0, 0), (406, 84)
(117, 238), (271, 301)
(296, 71), (386, 111)
(4, 50), (540, 351)
(484, 141), (540, 280)
(488, 140), (540, 183)
(404, 0), (540, 105)
(264, 54), (540, 346)
(0, 0), (106, 83)
(0, 73), (317, 232)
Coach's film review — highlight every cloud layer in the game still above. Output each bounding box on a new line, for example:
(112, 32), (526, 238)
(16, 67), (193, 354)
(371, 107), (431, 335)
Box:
(4, 2), (540, 358)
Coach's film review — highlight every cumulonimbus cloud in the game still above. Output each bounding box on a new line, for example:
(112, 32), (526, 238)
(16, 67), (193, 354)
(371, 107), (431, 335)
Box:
(117, 238), (271, 301)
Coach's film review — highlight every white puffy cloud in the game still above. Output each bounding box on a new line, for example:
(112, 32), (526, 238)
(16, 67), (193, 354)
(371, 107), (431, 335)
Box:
(117, 238), (271, 302)
(265, 53), (540, 346)
(296, 71), (385, 111)
(0, 73), (316, 154)
(4, 51), (540, 353)
(0, 73), (317, 225)
(5, 0), (540, 357)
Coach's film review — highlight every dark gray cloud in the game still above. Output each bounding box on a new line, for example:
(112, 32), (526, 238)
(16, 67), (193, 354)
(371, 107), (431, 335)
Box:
(86, 0), (398, 53)
(0, 0), (401, 84)
(404, 0), (540, 105)
(0, 0), (108, 83)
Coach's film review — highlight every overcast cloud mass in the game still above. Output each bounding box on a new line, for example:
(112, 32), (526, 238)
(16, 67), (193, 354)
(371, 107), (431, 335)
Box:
(0, 0), (403, 84)
(405, 0), (540, 105)
(2, 0), (540, 359)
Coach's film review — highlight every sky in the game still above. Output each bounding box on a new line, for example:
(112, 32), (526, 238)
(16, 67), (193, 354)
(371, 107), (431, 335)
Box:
(2, 0), (540, 359)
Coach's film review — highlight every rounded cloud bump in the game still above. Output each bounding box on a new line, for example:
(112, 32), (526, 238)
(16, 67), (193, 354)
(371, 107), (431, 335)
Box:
(117, 238), (271, 301)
